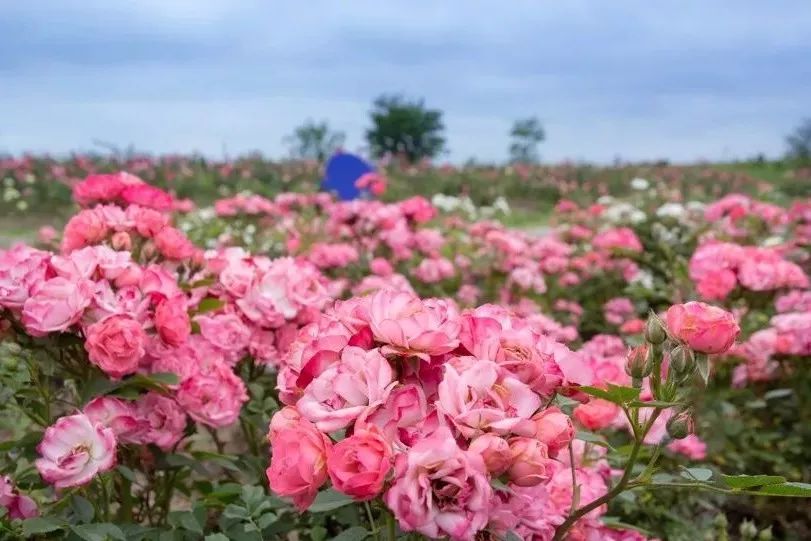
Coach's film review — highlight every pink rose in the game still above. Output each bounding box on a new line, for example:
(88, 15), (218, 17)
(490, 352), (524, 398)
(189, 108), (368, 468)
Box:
(154, 295), (191, 347)
(83, 396), (145, 443)
(176, 362), (249, 427)
(22, 277), (94, 336)
(384, 426), (491, 540)
(468, 434), (512, 475)
(437, 358), (540, 438)
(667, 434), (708, 460)
(266, 413), (333, 510)
(85, 314), (146, 378)
(507, 437), (553, 487)
(297, 347), (395, 432)
(135, 392), (187, 449)
(0, 244), (50, 309)
(696, 269), (737, 300)
(573, 398), (621, 430)
(154, 227), (196, 261)
(327, 428), (392, 500)
(665, 302), (741, 354)
(197, 313), (251, 352)
(0, 476), (38, 519)
(369, 257), (394, 276)
(72, 173), (126, 206)
(35, 414), (117, 488)
(140, 264), (182, 300)
(120, 183), (174, 211)
(532, 407), (574, 456)
(61, 208), (108, 252)
(367, 289), (460, 360)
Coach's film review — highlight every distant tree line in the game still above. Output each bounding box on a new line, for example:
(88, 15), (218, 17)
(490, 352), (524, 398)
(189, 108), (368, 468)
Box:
(284, 96), (810, 166)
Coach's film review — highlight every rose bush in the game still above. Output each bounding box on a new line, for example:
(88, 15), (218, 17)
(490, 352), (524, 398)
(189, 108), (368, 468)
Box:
(0, 170), (809, 540)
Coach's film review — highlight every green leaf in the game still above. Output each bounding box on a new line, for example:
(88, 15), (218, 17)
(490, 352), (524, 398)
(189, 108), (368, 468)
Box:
(505, 532), (523, 541)
(205, 535), (231, 541)
(763, 388), (793, 400)
(755, 482), (811, 497)
(139, 372), (180, 386)
(168, 510), (204, 534)
(490, 478), (513, 493)
(628, 400), (680, 409)
(195, 297), (225, 314)
(695, 353), (709, 385)
(680, 467), (713, 482)
(331, 527), (370, 541)
(575, 430), (613, 449)
(21, 517), (66, 536)
(579, 384), (640, 405)
(117, 465), (137, 482)
(307, 488), (355, 513)
(69, 523), (126, 541)
(70, 495), (96, 523)
(720, 474), (786, 490)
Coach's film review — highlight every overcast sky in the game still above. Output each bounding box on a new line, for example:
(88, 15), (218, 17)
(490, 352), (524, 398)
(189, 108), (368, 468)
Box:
(1, 1), (810, 163)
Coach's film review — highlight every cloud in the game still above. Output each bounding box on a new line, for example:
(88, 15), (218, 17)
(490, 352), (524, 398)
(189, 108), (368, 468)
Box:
(0, 1), (809, 162)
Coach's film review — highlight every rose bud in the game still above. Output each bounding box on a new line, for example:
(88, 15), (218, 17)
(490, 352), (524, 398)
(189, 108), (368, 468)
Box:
(625, 344), (652, 380)
(645, 315), (667, 345)
(111, 231), (132, 251)
(666, 411), (693, 440)
(669, 344), (695, 378)
(507, 437), (552, 487)
(469, 434), (512, 475)
(665, 302), (740, 354)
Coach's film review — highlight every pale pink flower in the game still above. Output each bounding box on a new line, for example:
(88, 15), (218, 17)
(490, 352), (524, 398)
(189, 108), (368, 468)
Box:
(197, 313), (251, 352)
(135, 392), (187, 450)
(667, 434), (707, 460)
(35, 414), (117, 488)
(83, 396), (144, 443)
(22, 277), (94, 336)
(0, 476), (38, 519)
(437, 358), (540, 438)
(0, 244), (50, 309)
(176, 363), (248, 427)
(384, 426), (491, 540)
(367, 290), (461, 360)
(297, 347), (395, 432)
(154, 295), (191, 347)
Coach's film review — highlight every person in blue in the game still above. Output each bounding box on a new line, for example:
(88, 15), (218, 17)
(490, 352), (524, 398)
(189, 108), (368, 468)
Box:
(321, 152), (376, 201)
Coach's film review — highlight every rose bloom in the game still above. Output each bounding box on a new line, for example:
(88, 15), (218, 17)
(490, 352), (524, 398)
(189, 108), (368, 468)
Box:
(35, 414), (117, 488)
(0, 475), (38, 519)
(85, 314), (146, 378)
(667, 434), (708, 460)
(327, 428), (392, 501)
(176, 362), (249, 427)
(135, 392), (187, 449)
(507, 437), (553, 487)
(468, 434), (512, 475)
(665, 301), (741, 354)
(385, 427), (491, 540)
(120, 183), (174, 211)
(154, 227), (196, 261)
(61, 208), (109, 252)
(22, 277), (94, 336)
(0, 244), (50, 309)
(266, 413), (333, 510)
(367, 289), (461, 360)
(532, 406), (574, 456)
(297, 346), (395, 432)
(573, 398), (621, 431)
(83, 396), (144, 443)
(154, 295), (191, 347)
(197, 313), (251, 352)
(72, 173), (126, 206)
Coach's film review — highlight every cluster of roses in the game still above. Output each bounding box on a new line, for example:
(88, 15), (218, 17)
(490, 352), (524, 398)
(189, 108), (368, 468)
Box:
(726, 289), (811, 386)
(0, 173), (342, 501)
(703, 193), (790, 238)
(265, 288), (662, 541)
(689, 241), (808, 301)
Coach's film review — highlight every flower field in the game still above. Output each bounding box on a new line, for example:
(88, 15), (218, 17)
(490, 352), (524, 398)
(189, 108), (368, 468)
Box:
(1, 159), (810, 540)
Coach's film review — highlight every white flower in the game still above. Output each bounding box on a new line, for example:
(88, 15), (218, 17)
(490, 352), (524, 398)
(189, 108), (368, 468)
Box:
(630, 177), (650, 190)
(656, 203), (686, 219)
(597, 195), (615, 205)
(686, 201), (706, 212)
(604, 202), (646, 224)
(763, 236), (784, 247)
(630, 270), (655, 289)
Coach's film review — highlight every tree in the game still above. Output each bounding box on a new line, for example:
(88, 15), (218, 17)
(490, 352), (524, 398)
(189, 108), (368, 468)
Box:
(366, 95), (446, 162)
(283, 120), (345, 162)
(508, 117), (545, 163)
(786, 118), (811, 164)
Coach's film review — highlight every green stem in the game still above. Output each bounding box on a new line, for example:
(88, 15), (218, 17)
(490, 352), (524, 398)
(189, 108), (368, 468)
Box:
(385, 510), (397, 541)
(552, 409), (662, 541)
(364, 502), (378, 540)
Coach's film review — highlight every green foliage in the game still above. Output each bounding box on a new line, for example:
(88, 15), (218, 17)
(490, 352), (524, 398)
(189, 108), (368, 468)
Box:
(365, 94), (446, 162)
